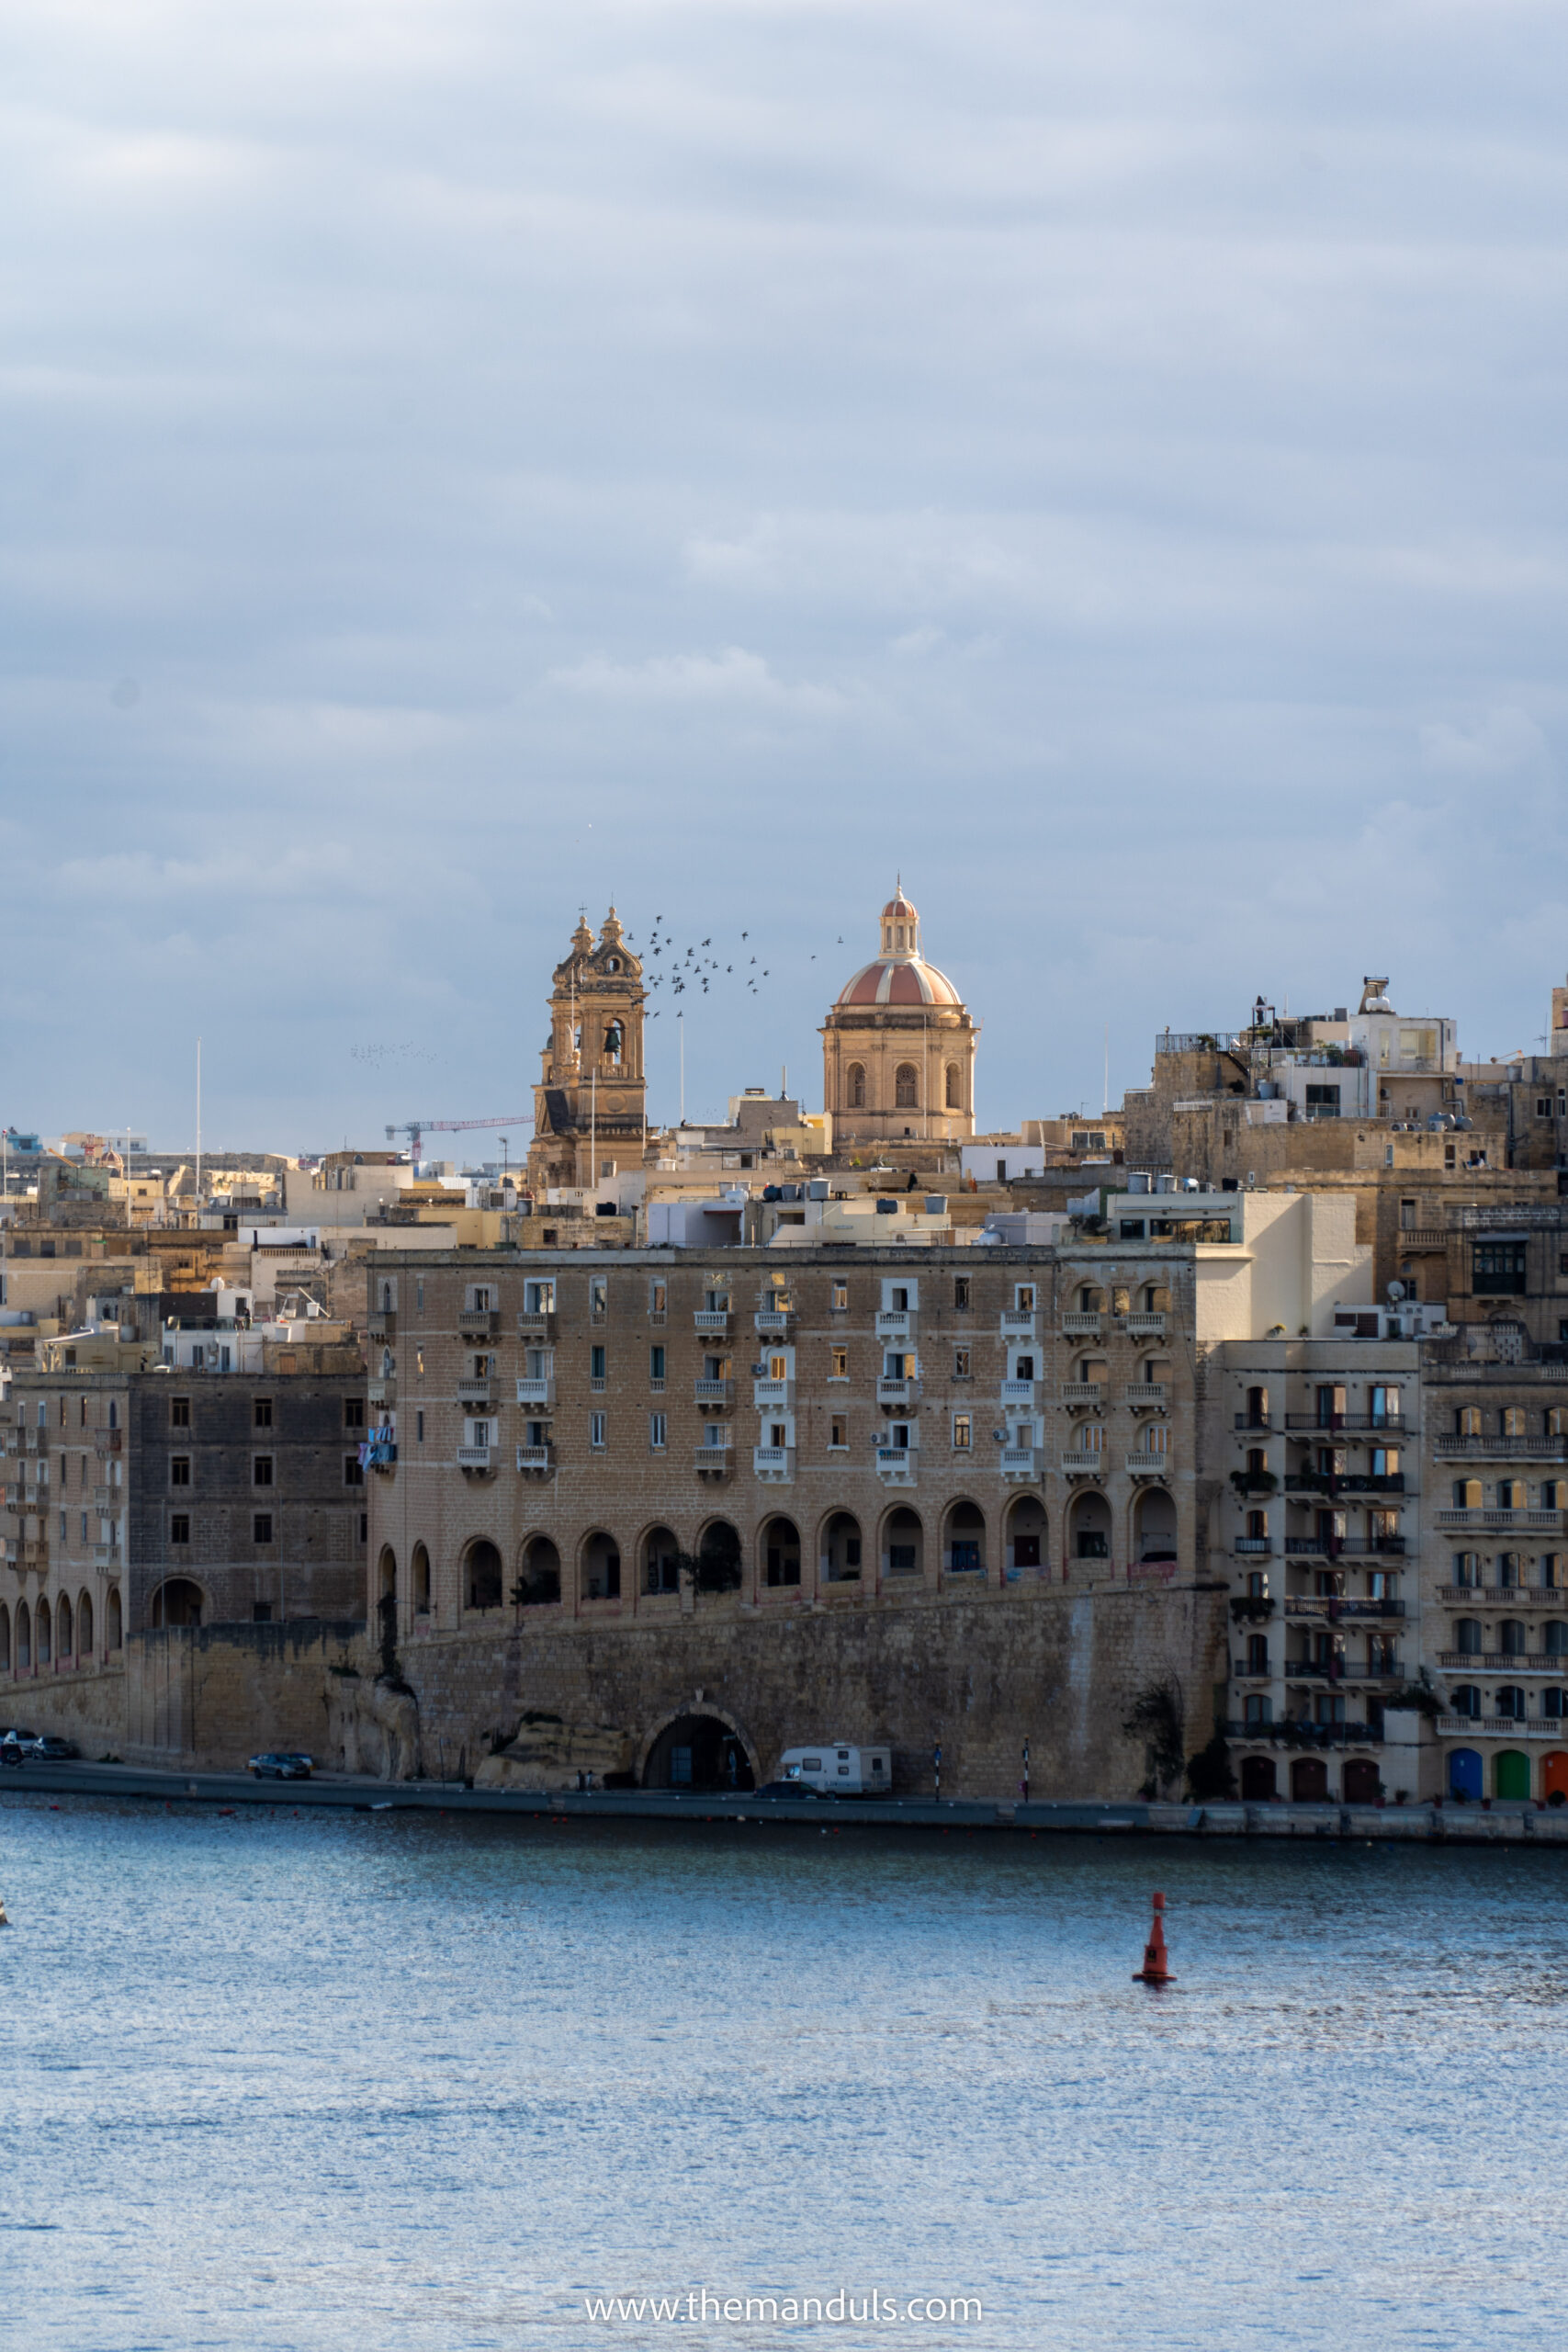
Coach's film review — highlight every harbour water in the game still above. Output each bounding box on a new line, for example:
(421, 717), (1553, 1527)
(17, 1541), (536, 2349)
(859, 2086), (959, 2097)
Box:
(5, 1792), (1566, 2351)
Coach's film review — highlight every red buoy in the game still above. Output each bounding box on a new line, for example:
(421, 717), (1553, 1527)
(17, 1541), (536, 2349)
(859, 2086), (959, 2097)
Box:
(1133, 1890), (1175, 1984)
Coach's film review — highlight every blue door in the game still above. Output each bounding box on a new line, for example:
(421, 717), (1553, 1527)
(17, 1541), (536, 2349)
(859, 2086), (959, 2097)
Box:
(1449, 1747), (1483, 1800)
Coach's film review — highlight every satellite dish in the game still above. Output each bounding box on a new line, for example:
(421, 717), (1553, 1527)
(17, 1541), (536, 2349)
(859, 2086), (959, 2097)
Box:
(1387, 1281), (1404, 1301)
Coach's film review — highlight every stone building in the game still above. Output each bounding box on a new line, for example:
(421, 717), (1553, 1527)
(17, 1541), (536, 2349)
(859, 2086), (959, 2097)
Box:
(820, 887), (976, 1148)
(529, 908), (649, 1192)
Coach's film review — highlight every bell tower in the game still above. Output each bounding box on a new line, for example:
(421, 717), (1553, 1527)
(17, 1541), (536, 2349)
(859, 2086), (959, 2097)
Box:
(528, 907), (648, 1191)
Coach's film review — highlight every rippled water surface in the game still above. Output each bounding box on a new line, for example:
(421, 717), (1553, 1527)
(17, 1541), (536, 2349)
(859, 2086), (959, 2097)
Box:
(4, 1795), (1567, 2352)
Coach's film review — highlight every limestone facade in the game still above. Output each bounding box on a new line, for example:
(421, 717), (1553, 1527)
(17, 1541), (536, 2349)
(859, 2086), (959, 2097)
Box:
(529, 907), (648, 1192)
(820, 888), (976, 1147)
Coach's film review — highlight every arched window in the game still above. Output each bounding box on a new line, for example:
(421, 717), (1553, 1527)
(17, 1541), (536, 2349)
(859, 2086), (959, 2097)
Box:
(57, 1592), (73, 1661)
(944, 1062), (961, 1110)
(1498, 1478), (1526, 1510)
(1499, 1619), (1527, 1657)
(0, 1602), (9, 1671)
(17, 1601), (30, 1671)
(1495, 1687), (1527, 1720)
(107, 1589), (122, 1650)
(465, 1540), (503, 1611)
(1454, 1618), (1483, 1655)
(412, 1544), (431, 1615)
(77, 1590), (94, 1657)
(894, 1064), (919, 1110)
(604, 1022), (623, 1065)
(36, 1599), (51, 1665)
(1453, 1478), (1482, 1509)
(1449, 1683), (1481, 1717)
(847, 1064), (866, 1110)
(1545, 1621), (1568, 1657)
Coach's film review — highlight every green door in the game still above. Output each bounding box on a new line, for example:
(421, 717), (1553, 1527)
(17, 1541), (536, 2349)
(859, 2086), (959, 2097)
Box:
(1495, 1749), (1531, 1800)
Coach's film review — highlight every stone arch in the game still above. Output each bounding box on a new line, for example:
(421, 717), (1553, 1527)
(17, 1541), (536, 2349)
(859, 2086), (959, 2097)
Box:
(517, 1532), (560, 1606)
(581, 1530), (622, 1601)
(378, 1544), (397, 1602)
(0, 1600), (9, 1671)
(412, 1543), (431, 1615)
(882, 1504), (924, 1579)
(1134, 1486), (1178, 1563)
(17, 1600), (30, 1670)
(1005, 1493), (1047, 1575)
(107, 1588), (122, 1650)
(1291, 1755), (1328, 1802)
(638, 1700), (759, 1792)
(77, 1589), (94, 1658)
(36, 1597), (51, 1665)
(151, 1577), (204, 1627)
(692, 1518), (742, 1591)
(944, 1060), (961, 1110)
(641, 1523), (681, 1597)
(894, 1062), (919, 1110)
(1239, 1755), (1277, 1801)
(1066, 1487), (1111, 1563)
(942, 1498), (987, 1575)
(820, 1510), (863, 1583)
(57, 1590), (73, 1662)
(761, 1514), (801, 1588)
(463, 1537), (503, 1611)
(847, 1062), (866, 1110)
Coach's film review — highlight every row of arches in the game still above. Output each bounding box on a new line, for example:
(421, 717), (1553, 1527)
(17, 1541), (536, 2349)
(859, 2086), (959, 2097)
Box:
(845, 1062), (964, 1112)
(380, 1487), (1182, 1619)
(0, 1589), (119, 1674)
(1235, 1755), (1385, 1804)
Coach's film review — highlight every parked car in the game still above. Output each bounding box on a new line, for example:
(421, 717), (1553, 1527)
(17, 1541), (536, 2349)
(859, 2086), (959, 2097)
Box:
(752, 1781), (829, 1801)
(248, 1752), (313, 1781)
(777, 1744), (893, 1796)
(24, 1735), (80, 1760)
(0, 1728), (39, 1767)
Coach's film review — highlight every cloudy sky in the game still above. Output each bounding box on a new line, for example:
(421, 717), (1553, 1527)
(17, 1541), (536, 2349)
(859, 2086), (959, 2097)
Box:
(4, 0), (1565, 1154)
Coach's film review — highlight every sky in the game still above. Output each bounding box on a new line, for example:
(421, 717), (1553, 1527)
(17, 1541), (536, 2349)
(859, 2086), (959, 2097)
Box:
(3, 0), (1566, 1156)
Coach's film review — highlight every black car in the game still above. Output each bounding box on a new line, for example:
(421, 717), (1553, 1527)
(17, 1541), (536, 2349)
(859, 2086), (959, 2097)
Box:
(751, 1781), (829, 1800)
(248, 1752), (313, 1781)
(25, 1735), (80, 1760)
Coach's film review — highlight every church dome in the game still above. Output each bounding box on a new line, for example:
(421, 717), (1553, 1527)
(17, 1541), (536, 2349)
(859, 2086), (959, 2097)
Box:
(833, 881), (965, 1010)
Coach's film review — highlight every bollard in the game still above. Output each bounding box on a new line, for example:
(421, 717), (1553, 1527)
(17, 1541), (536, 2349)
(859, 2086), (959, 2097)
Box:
(1133, 1890), (1175, 1984)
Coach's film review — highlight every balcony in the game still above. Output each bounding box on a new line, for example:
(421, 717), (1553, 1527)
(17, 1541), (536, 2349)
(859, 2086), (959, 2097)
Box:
(1000, 1446), (1043, 1481)
(457, 1380), (492, 1406)
(93, 1485), (113, 1507)
(1060, 1450), (1108, 1476)
(1234, 1537), (1272, 1555)
(1438, 1584), (1562, 1605)
(1235, 1416), (1272, 1432)
(1284, 1416), (1404, 1433)
(999, 1379), (1035, 1403)
(1062, 1312), (1100, 1337)
(515, 1309), (556, 1336)
(1126, 1312), (1167, 1338)
(877, 1378), (915, 1405)
(456, 1444), (491, 1469)
(1398, 1227), (1449, 1248)
(1123, 1384), (1168, 1407)
(875, 1309), (912, 1339)
(1285, 1597), (1405, 1620)
(876, 1446), (918, 1485)
(754, 1309), (794, 1336)
(1061, 1382), (1108, 1405)
(694, 1442), (732, 1478)
(1438, 1509), (1562, 1531)
(1000, 1309), (1036, 1338)
(367, 1312), (392, 1338)
(92, 1544), (121, 1566)
(1436, 1715), (1561, 1739)
(694, 1310), (730, 1333)
(515, 1444), (554, 1473)
(1438, 1652), (1566, 1673)
(1284, 1662), (1403, 1683)
(1125, 1452), (1171, 1476)
(515, 1378), (557, 1407)
(458, 1310), (497, 1339)
(754, 1380), (795, 1411)
(694, 1378), (733, 1406)
(95, 1431), (122, 1456)
(1435, 1436), (1567, 1461)
(1221, 1719), (1382, 1748)
(754, 1445), (795, 1483)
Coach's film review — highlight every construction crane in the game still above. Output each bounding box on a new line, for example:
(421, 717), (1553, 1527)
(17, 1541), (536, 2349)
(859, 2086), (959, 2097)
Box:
(385, 1114), (535, 1164)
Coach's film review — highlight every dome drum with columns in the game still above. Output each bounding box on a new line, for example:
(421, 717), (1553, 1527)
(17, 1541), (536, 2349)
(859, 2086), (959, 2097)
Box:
(820, 886), (976, 1144)
(528, 907), (648, 1192)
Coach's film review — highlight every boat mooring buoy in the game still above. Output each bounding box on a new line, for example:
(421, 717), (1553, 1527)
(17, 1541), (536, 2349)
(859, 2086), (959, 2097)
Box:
(1134, 1890), (1174, 1984)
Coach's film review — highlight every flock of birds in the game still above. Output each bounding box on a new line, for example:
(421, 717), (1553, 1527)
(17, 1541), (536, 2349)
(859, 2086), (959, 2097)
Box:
(348, 1042), (437, 1065)
(623, 918), (845, 1016)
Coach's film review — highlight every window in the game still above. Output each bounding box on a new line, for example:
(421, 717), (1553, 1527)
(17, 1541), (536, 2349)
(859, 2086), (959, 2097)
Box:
(590, 1276), (607, 1320)
(253, 1455), (274, 1487)
(829, 1416), (848, 1450)
(344, 1396), (365, 1430)
(254, 1512), (273, 1544)
(895, 1063), (919, 1109)
(649, 1413), (667, 1451)
(254, 1397), (273, 1430)
(1538, 1097), (1553, 1118)
(1452, 1553), (1480, 1587)
(415, 1410), (424, 1443)
(1304, 1085), (1340, 1119)
(170, 1456), (191, 1487)
(1450, 1685), (1481, 1717)
(953, 1348), (971, 1379)
(1456, 1407), (1481, 1436)
(1245, 1633), (1269, 1675)
(1503, 1407), (1526, 1438)
(590, 1344), (606, 1385)
(170, 1396), (190, 1429)
(830, 1282), (849, 1312)
(1473, 1240), (1528, 1295)
(649, 1345), (666, 1384)
(953, 1413), (972, 1451)
(830, 1348), (848, 1380)
(525, 1279), (555, 1313)
(1454, 1618), (1483, 1655)
(170, 1514), (190, 1544)
(953, 1277), (970, 1311)
(649, 1280), (667, 1319)
(416, 1280), (424, 1314)
(1545, 1555), (1565, 1589)
(1452, 1478), (1482, 1509)
(590, 1412), (607, 1450)
(847, 1064), (866, 1110)
(1369, 1386), (1400, 1426)
(344, 1454), (364, 1487)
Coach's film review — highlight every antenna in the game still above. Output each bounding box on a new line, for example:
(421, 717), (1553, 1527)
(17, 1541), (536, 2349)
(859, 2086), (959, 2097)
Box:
(195, 1035), (202, 1220)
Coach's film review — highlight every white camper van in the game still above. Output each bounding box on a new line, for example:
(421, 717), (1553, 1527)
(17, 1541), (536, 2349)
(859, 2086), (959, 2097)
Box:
(778, 1743), (891, 1797)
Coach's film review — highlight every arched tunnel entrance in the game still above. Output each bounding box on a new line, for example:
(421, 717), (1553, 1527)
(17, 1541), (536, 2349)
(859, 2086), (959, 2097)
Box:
(642, 1712), (756, 1792)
